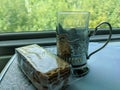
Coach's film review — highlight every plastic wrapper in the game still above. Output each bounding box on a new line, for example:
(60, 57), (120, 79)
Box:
(16, 44), (71, 90)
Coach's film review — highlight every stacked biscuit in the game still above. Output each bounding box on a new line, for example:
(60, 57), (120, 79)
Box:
(16, 44), (70, 90)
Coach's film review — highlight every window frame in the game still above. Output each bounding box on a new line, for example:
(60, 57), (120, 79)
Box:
(0, 28), (120, 56)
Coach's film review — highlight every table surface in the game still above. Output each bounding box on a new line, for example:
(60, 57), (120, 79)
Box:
(0, 42), (120, 90)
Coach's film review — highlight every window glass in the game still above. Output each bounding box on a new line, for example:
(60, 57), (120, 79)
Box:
(0, 0), (120, 33)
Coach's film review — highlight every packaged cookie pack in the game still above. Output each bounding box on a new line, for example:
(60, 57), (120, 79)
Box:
(16, 44), (71, 90)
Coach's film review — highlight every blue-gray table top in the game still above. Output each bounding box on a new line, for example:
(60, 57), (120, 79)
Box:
(0, 42), (120, 90)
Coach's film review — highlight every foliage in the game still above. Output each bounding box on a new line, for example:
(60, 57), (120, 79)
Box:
(0, 0), (120, 32)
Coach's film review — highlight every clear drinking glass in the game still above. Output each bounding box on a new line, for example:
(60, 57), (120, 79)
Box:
(56, 11), (112, 77)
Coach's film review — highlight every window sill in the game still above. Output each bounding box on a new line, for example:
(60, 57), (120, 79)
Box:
(0, 33), (120, 56)
(0, 33), (120, 46)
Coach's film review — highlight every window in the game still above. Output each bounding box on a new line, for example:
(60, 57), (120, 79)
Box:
(0, 0), (120, 33)
(0, 0), (120, 57)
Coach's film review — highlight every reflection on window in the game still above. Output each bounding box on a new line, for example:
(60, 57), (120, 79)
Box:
(0, 0), (120, 33)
